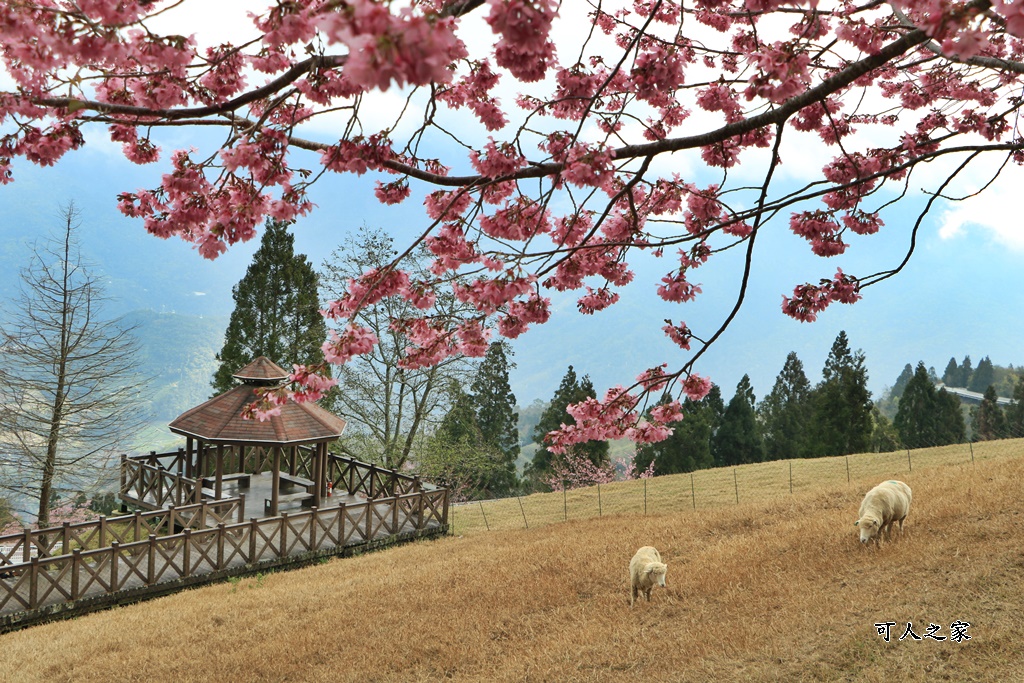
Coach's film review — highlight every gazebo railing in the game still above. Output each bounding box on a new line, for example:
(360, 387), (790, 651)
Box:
(126, 448), (430, 501)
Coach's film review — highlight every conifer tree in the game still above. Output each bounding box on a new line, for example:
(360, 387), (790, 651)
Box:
(942, 357), (960, 386)
(893, 363), (935, 448)
(712, 375), (764, 466)
(212, 219), (325, 394)
(468, 341), (519, 495)
(1005, 377), (1024, 439)
(810, 331), (873, 457)
(527, 366), (607, 485)
(893, 362), (964, 448)
(959, 356), (973, 388)
(758, 352), (812, 460)
(634, 394), (714, 475)
(936, 389), (966, 445)
(416, 388), (503, 501)
(968, 356), (995, 394)
(972, 385), (1007, 441)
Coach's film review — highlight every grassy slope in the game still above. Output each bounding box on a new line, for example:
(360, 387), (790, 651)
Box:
(2, 442), (1023, 682)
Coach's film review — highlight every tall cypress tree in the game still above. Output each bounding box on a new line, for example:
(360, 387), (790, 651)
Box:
(941, 357), (960, 386)
(712, 375), (764, 466)
(469, 341), (520, 495)
(758, 351), (812, 460)
(527, 366), (607, 485)
(968, 356), (995, 393)
(972, 385), (1007, 441)
(634, 393), (714, 475)
(212, 220), (326, 394)
(959, 355), (973, 388)
(893, 362), (964, 448)
(1005, 377), (1024, 439)
(810, 331), (873, 457)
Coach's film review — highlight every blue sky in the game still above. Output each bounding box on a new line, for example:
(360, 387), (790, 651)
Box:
(3, 2), (1024, 407)
(2, 132), (1021, 409)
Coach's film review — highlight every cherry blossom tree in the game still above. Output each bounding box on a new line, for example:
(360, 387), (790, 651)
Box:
(4, 0), (1024, 450)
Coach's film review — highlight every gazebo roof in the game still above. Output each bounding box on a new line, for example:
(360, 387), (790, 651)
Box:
(168, 357), (346, 445)
(232, 356), (290, 385)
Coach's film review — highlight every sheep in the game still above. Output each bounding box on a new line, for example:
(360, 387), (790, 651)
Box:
(629, 546), (667, 606)
(855, 480), (912, 546)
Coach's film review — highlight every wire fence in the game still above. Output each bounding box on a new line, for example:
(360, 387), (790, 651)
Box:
(450, 438), (1021, 535)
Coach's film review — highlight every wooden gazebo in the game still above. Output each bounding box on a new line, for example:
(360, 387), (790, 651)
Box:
(168, 357), (346, 516)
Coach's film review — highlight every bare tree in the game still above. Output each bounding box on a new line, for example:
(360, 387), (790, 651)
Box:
(0, 203), (149, 527)
(320, 226), (476, 469)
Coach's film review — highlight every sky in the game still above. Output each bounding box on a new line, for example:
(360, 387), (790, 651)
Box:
(2, 2), (1024, 408)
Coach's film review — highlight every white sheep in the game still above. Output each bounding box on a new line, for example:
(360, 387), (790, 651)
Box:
(629, 546), (667, 606)
(855, 480), (912, 546)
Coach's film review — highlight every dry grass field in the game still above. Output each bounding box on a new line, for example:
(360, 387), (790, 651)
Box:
(1, 441), (1022, 682)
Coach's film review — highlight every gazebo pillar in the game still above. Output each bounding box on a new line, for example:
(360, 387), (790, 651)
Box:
(185, 436), (194, 478)
(270, 446), (282, 516)
(215, 444), (225, 499)
(312, 444), (322, 508)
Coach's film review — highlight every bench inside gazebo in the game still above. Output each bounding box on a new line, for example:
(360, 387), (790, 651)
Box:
(164, 357), (348, 517)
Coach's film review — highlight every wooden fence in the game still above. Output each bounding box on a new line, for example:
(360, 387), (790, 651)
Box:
(0, 488), (448, 629)
(121, 448), (431, 510)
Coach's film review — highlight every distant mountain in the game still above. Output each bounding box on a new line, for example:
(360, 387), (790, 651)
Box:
(123, 309), (227, 424)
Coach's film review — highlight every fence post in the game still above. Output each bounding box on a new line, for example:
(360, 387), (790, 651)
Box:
(846, 456), (851, 484)
(134, 510), (143, 542)
(183, 529), (192, 578)
(110, 541), (120, 591)
(280, 513), (289, 558)
(22, 527), (32, 563)
(417, 492), (425, 530)
(364, 502), (373, 540)
(147, 534), (156, 585)
(71, 549), (81, 600)
(479, 501), (490, 531)
(518, 497), (528, 529)
(734, 468), (739, 504)
(216, 523), (225, 568)
(597, 484), (602, 518)
(310, 507), (318, 549)
(907, 449), (912, 472)
(29, 557), (39, 608)
(238, 494), (246, 523)
(99, 516), (107, 549)
(789, 461), (793, 494)
(563, 483), (567, 521)
(969, 440), (975, 466)
(249, 518), (258, 564)
(338, 504), (347, 545)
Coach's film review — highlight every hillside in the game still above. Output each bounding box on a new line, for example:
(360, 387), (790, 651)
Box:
(1, 442), (1021, 681)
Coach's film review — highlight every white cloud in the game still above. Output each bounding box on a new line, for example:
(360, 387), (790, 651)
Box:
(938, 167), (1024, 251)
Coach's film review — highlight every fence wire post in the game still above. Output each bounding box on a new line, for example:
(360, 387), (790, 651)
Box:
(563, 483), (567, 521)
(969, 440), (975, 467)
(644, 478), (648, 516)
(846, 456), (851, 484)
(907, 448), (912, 472)
(517, 497), (528, 529)
(690, 473), (695, 510)
(789, 461), (793, 494)
(597, 484), (602, 517)
(734, 468), (739, 504)
(479, 501), (489, 531)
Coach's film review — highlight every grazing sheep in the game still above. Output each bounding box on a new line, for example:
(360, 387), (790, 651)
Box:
(856, 480), (912, 546)
(629, 546), (667, 606)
